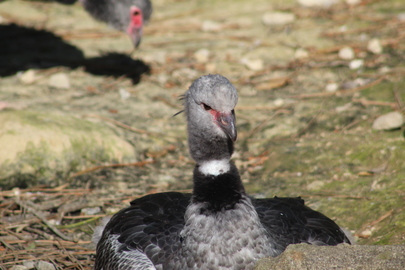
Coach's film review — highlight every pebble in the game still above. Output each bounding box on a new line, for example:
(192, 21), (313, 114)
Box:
(274, 98), (285, 106)
(360, 228), (373, 238)
(48, 73), (70, 89)
(201, 20), (222, 32)
(307, 180), (325, 190)
(397, 13), (405, 21)
(240, 57), (264, 71)
(367, 38), (383, 54)
(294, 48), (309, 59)
(262, 12), (295, 26)
(81, 206), (101, 215)
(297, 0), (338, 8)
(35, 261), (56, 270)
(372, 111), (404, 130)
(341, 78), (367, 89)
(119, 88), (131, 100)
(325, 83), (338, 92)
(349, 59), (364, 70)
(143, 51), (167, 64)
(346, 0), (361, 5)
(206, 63), (217, 73)
(378, 66), (391, 74)
(19, 69), (37, 84)
(156, 73), (169, 86)
(194, 48), (210, 63)
(336, 102), (353, 113)
(338, 46), (355, 60)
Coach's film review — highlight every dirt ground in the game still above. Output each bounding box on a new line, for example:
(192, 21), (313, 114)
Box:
(1, 0), (405, 269)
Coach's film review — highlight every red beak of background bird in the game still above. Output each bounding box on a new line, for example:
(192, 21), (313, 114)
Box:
(127, 6), (144, 48)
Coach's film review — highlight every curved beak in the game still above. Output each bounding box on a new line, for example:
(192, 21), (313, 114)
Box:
(129, 27), (143, 48)
(217, 111), (237, 141)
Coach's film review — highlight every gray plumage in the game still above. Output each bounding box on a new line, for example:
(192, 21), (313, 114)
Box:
(94, 74), (350, 270)
(55, 0), (152, 47)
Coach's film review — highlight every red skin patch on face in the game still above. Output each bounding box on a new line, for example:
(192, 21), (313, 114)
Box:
(130, 6), (143, 28)
(209, 109), (220, 119)
(127, 6), (143, 36)
(209, 109), (224, 125)
(203, 104), (229, 126)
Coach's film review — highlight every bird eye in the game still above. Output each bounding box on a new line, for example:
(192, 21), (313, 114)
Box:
(133, 11), (140, 16)
(202, 103), (212, 111)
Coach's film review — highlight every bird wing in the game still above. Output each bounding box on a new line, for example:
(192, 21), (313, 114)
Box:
(96, 192), (190, 269)
(253, 196), (350, 251)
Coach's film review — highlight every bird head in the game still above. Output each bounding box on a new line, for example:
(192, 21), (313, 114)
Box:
(127, 6), (144, 48)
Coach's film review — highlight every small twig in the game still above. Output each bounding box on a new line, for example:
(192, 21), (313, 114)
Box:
(24, 226), (54, 240)
(62, 215), (105, 220)
(352, 98), (397, 108)
(339, 117), (367, 132)
(369, 209), (395, 227)
(358, 209), (396, 236)
(56, 239), (85, 270)
(13, 199), (73, 242)
(57, 217), (101, 229)
(69, 159), (154, 179)
(393, 85), (404, 111)
(295, 102), (325, 138)
(0, 238), (15, 251)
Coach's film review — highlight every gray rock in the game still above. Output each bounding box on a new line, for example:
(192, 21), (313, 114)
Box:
(48, 73), (70, 89)
(23, 261), (35, 269)
(372, 111), (404, 130)
(35, 261), (55, 270)
(255, 243), (405, 270)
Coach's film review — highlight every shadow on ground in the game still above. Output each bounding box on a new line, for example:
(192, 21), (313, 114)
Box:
(0, 23), (150, 83)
